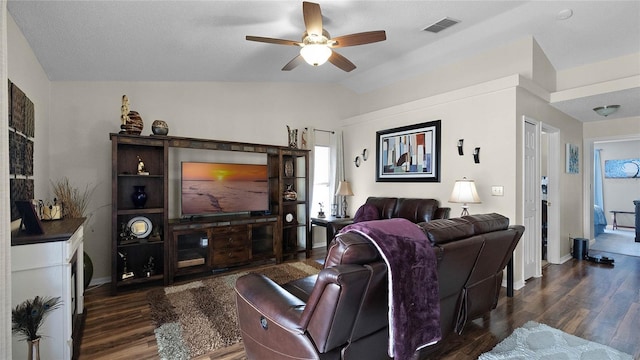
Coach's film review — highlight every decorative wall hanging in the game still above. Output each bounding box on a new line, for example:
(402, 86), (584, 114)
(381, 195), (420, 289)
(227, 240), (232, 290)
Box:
(8, 80), (36, 221)
(565, 143), (579, 174)
(473, 147), (480, 164)
(376, 120), (441, 182)
(604, 159), (640, 178)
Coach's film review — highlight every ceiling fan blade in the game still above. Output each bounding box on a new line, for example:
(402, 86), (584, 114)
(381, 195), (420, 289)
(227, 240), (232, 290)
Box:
(331, 30), (387, 48)
(282, 55), (305, 71)
(246, 36), (300, 46)
(303, 1), (323, 36)
(328, 51), (356, 72)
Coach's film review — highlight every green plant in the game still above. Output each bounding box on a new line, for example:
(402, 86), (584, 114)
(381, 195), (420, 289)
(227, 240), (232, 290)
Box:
(11, 296), (62, 341)
(51, 177), (94, 218)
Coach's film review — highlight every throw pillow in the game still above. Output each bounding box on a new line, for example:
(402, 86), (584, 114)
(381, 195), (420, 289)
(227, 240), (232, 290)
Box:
(353, 203), (380, 223)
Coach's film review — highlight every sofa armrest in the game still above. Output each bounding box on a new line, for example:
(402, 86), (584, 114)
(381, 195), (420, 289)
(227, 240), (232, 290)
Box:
(434, 207), (450, 219)
(234, 273), (306, 333)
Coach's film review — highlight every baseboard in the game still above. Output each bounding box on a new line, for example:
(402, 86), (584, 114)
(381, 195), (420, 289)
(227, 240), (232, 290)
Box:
(558, 254), (573, 264)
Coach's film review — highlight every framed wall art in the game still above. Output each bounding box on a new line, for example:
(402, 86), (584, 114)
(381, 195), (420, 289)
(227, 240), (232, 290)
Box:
(376, 120), (441, 182)
(604, 159), (640, 178)
(565, 143), (579, 174)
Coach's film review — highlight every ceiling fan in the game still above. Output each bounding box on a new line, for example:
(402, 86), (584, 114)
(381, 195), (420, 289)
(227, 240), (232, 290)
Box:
(246, 1), (386, 72)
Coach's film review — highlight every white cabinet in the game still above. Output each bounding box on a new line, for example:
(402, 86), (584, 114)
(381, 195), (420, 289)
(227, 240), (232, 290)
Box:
(11, 218), (85, 360)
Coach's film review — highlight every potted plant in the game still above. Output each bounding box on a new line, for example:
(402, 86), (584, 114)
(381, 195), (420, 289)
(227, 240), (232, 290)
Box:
(51, 177), (95, 288)
(12, 296), (62, 360)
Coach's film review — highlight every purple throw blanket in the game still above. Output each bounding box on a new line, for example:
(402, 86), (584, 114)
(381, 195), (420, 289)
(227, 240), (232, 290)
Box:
(341, 218), (441, 360)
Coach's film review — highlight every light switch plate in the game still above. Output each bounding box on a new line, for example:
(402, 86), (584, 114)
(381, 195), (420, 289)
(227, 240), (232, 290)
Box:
(491, 186), (504, 196)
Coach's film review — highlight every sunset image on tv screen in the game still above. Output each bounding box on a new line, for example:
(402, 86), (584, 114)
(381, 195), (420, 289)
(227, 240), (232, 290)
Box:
(181, 162), (268, 215)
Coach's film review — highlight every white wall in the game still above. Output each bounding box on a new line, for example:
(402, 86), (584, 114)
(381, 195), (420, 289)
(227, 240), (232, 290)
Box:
(49, 81), (357, 281)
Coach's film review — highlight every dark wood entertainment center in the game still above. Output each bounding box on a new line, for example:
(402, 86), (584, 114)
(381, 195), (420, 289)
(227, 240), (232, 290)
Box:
(110, 133), (309, 293)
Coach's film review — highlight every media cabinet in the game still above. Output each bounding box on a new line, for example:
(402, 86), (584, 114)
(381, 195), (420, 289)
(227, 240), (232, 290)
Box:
(110, 133), (309, 293)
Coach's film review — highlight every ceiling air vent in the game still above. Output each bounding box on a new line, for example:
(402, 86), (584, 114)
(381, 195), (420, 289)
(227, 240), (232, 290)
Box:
(423, 17), (460, 33)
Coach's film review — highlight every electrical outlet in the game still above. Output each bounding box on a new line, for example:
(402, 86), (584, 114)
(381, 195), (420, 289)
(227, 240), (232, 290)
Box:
(491, 186), (504, 196)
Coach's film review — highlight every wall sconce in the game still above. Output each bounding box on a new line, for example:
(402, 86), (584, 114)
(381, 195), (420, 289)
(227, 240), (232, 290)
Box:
(354, 156), (361, 167)
(457, 139), (464, 156)
(473, 147), (480, 164)
(362, 149), (369, 161)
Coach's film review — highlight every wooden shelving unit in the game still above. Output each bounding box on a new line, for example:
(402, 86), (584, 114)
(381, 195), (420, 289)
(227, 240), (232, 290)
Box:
(110, 133), (309, 291)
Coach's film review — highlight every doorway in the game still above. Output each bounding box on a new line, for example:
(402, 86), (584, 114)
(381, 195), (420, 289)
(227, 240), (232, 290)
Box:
(523, 116), (560, 281)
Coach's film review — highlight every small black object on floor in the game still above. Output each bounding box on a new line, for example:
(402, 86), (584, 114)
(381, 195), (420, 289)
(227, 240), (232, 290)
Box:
(572, 237), (614, 266)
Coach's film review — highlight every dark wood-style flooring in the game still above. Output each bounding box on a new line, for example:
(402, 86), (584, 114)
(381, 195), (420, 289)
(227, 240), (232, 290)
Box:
(79, 249), (640, 359)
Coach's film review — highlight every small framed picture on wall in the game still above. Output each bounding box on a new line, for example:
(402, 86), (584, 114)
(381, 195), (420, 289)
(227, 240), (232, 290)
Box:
(566, 143), (579, 174)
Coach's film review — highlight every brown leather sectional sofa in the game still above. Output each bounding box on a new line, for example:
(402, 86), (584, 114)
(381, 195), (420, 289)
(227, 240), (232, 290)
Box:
(234, 198), (524, 360)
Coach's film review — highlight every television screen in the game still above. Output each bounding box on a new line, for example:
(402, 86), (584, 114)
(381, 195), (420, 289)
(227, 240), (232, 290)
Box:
(181, 162), (269, 216)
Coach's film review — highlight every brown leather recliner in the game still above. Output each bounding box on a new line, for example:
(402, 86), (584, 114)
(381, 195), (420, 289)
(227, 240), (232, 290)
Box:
(234, 213), (524, 360)
(234, 232), (390, 360)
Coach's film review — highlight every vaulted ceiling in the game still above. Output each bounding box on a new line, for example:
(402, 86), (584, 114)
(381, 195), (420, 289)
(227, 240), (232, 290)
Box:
(7, 1), (640, 122)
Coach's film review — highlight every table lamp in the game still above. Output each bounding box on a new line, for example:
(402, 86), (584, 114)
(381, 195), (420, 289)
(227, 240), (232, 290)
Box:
(449, 177), (481, 216)
(335, 181), (354, 218)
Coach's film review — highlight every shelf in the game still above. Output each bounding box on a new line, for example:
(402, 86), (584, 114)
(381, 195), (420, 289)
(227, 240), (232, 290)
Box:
(117, 240), (163, 248)
(116, 274), (163, 287)
(177, 249), (206, 268)
(118, 174), (164, 178)
(117, 208), (164, 215)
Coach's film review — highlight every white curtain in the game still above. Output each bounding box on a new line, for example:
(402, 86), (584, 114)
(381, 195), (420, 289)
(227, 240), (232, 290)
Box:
(1, 1), (13, 357)
(304, 127), (316, 216)
(330, 130), (345, 217)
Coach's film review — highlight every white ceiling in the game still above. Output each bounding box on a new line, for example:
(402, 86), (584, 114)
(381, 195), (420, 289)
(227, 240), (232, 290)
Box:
(7, 0), (640, 122)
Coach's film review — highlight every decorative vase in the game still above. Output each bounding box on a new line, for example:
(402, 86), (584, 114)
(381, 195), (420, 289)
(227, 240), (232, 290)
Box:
(131, 186), (148, 208)
(27, 337), (41, 360)
(283, 184), (297, 201)
(151, 120), (169, 135)
(123, 111), (143, 135)
(284, 159), (294, 177)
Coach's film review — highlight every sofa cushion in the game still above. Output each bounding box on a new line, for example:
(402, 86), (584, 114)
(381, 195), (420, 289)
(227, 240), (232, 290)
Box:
(462, 213), (509, 234)
(353, 204), (380, 223)
(418, 218), (475, 245)
(395, 198), (439, 223)
(364, 197), (397, 219)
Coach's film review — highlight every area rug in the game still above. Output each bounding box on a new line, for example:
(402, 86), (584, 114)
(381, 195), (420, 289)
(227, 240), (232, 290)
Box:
(479, 321), (633, 360)
(147, 260), (322, 360)
(592, 229), (639, 257)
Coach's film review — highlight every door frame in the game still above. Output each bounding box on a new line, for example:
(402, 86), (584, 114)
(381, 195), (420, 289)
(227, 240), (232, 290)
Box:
(522, 116), (561, 280)
(542, 124), (561, 265)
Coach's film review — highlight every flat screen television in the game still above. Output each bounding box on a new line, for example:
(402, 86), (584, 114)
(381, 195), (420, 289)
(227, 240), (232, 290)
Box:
(181, 162), (269, 217)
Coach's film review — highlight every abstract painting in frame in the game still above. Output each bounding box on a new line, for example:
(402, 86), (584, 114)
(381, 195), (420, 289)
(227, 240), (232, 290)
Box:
(376, 120), (441, 182)
(604, 159), (640, 178)
(565, 143), (579, 174)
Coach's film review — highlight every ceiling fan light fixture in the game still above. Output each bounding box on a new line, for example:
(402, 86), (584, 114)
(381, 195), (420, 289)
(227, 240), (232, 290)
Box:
(593, 105), (620, 117)
(300, 44), (332, 66)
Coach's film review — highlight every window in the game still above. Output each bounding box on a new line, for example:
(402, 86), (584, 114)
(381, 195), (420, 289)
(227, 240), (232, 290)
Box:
(311, 145), (331, 217)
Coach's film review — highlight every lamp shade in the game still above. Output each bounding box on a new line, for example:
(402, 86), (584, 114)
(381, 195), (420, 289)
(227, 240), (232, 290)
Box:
(335, 181), (354, 196)
(449, 178), (481, 204)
